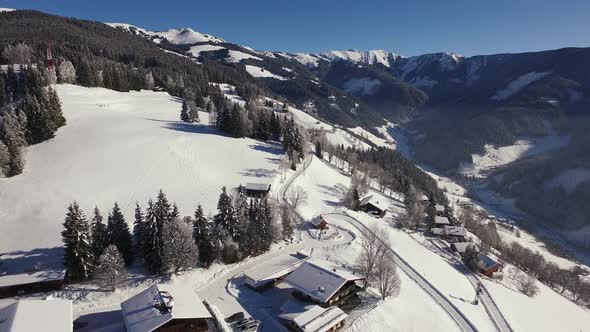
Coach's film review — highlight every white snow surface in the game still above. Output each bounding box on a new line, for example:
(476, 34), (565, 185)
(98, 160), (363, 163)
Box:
(225, 50), (262, 63)
(107, 23), (224, 44)
(320, 50), (401, 67)
(0, 84), (282, 254)
(491, 71), (551, 101)
(244, 65), (286, 80)
(544, 168), (590, 194)
(459, 133), (569, 178)
(0, 8), (15, 12)
(342, 77), (382, 96)
(188, 44), (225, 57)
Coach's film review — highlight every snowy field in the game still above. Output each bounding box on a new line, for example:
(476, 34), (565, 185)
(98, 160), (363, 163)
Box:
(0, 85), (282, 256)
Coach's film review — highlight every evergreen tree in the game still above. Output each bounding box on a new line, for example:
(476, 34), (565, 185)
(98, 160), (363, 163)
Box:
(142, 198), (165, 273)
(90, 206), (109, 260)
(193, 205), (215, 266)
(270, 112), (282, 141)
(315, 141), (322, 158)
(258, 196), (274, 252)
(133, 203), (144, 256)
(180, 99), (190, 122)
(94, 245), (126, 291)
(170, 203), (180, 221)
(214, 187), (238, 238)
(0, 77), (5, 106)
(280, 204), (294, 240)
(62, 202), (94, 281)
(154, 190), (173, 224)
(106, 203), (134, 266)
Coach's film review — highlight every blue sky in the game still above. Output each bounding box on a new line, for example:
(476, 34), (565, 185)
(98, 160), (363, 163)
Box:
(2, 0), (589, 56)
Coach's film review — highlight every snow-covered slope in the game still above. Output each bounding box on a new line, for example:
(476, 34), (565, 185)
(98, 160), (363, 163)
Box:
(0, 85), (282, 254)
(320, 50), (401, 67)
(0, 8), (15, 12)
(244, 65), (286, 80)
(106, 23), (224, 44)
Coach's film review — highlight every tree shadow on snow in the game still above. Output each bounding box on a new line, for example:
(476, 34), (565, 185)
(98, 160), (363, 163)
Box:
(248, 142), (283, 155)
(240, 168), (278, 178)
(0, 247), (64, 280)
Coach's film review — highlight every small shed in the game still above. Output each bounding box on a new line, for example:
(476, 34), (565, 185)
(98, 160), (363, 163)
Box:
(121, 284), (212, 332)
(311, 216), (329, 230)
(477, 254), (500, 277)
(359, 196), (387, 218)
(0, 300), (73, 332)
(279, 300), (348, 332)
(241, 183), (271, 198)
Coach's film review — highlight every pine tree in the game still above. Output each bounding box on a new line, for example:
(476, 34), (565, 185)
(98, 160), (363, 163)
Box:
(180, 100), (190, 122)
(0, 77), (5, 106)
(245, 199), (262, 256)
(143, 198), (165, 273)
(280, 204), (294, 240)
(62, 202), (94, 281)
(193, 205), (215, 266)
(258, 196), (274, 252)
(94, 245), (126, 291)
(133, 203), (144, 257)
(214, 187), (237, 239)
(170, 203), (180, 221)
(162, 218), (199, 274)
(315, 141), (322, 158)
(91, 207), (109, 260)
(106, 203), (134, 266)
(154, 190), (172, 224)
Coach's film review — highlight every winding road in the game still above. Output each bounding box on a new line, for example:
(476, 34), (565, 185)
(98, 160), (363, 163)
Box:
(283, 152), (513, 332)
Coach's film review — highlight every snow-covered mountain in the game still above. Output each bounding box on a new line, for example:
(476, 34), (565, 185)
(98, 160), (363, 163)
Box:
(0, 8), (15, 12)
(106, 23), (224, 45)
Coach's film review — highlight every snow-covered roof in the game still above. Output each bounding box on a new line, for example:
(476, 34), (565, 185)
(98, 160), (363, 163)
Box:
(451, 242), (471, 253)
(435, 204), (445, 213)
(121, 284), (211, 332)
(243, 252), (308, 288)
(0, 300), (72, 332)
(431, 228), (445, 236)
(434, 216), (451, 225)
(243, 183), (271, 191)
(359, 195), (388, 212)
(0, 252), (66, 288)
(477, 254), (498, 270)
(279, 300), (348, 332)
(284, 261), (364, 304)
(443, 226), (466, 237)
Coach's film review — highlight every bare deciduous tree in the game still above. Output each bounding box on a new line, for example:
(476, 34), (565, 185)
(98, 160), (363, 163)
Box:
(94, 245), (126, 292)
(375, 248), (401, 300)
(398, 201), (424, 231)
(162, 218), (199, 274)
(356, 225), (389, 289)
(515, 273), (539, 297)
(279, 156), (290, 181)
(286, 186), (308, 210)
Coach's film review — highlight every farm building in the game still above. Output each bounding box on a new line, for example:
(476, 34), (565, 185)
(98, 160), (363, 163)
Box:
(279, 300), (347, 332)
(358, 196), (387, 218)
(284, 261), (365, 307)
(0, 299), (73, 332)
(433, 216), (451, 227)
(432, 226), (466, 242)
(311, 215), (329, 230)
(0, 252), (66, 299)
(121, 284), (212, 332)
(240, 183), (271, 198)
(243, 252), (309, 290)
(477, 254), (500, 277)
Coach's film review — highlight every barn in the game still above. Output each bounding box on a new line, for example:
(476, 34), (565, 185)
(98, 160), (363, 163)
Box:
(279, 300), (348, 332)
(240, 183), (271, 198)
(358, 196), (387, 218)
(285, 261), (365, 307)
(477, 254), (500, 277)
(0, 252), (66, 299)
(121, 284), (212, 332)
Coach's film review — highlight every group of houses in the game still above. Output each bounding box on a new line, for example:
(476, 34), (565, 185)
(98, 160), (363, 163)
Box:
(243, 255), (366, 332)
(428, 204), (501, 278)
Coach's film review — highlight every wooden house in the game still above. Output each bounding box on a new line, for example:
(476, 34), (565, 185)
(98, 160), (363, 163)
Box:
(241, 183), (271, 198)
(358, 196), (387, 218)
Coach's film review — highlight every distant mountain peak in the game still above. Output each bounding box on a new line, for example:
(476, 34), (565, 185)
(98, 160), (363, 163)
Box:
(0, 8), (16, 12)
(106, 23), (224, 45)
